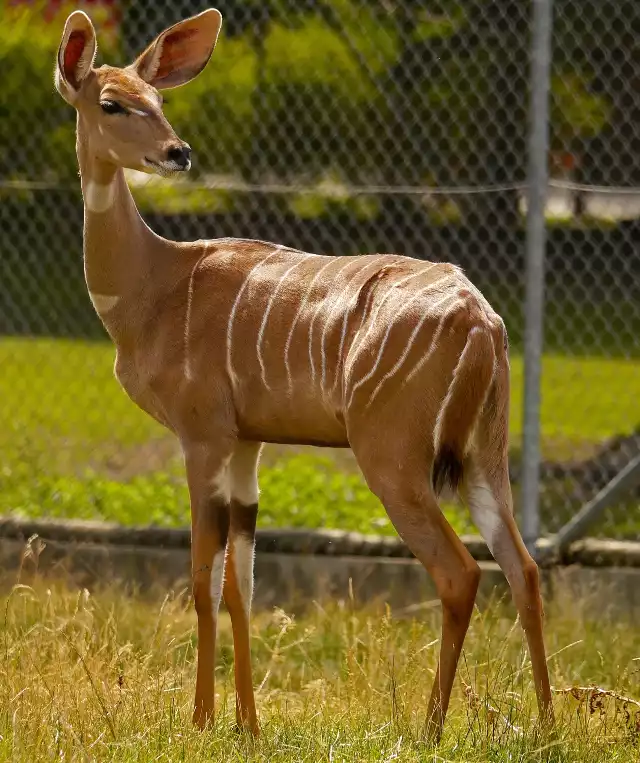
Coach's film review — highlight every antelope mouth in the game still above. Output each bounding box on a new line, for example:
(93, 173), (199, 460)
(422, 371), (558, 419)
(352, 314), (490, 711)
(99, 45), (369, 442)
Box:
(142, 157), (191, 176)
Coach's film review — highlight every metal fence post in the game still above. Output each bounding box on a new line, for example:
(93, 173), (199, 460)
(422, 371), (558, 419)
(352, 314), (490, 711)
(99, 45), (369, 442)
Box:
(522, 0), (554, 558)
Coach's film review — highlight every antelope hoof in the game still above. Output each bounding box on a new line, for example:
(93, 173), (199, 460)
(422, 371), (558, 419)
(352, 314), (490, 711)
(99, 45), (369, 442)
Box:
(192, 706), (214, 731)
(424, 715), (444, 745)
(233, 716), (260, 737)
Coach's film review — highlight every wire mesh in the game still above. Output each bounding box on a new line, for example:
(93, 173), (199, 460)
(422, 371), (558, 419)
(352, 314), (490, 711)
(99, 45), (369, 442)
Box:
(1, 0), (638, 540)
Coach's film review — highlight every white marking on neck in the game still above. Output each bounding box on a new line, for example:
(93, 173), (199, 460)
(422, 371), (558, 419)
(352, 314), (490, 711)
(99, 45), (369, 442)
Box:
(257, 254), (314, 390)
(226, 251), (281, 386)
(365, 292), (457, 407)
(107, 149), (121, 161)
(308, 258), (357, 386)
(283, 257), (338, 392)
(89, 292), (120, 315)
(232, 536), (255, 619)
(84, 179), (115, 213)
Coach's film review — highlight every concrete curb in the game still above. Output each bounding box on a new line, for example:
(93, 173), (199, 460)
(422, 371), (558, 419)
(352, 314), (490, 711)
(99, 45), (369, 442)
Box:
(1, 515), (639, 565)
(1, 516), (639, 616)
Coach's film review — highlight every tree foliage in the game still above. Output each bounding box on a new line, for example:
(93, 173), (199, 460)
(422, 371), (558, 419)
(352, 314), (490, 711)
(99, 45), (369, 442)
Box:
(1, 0), (637, 194)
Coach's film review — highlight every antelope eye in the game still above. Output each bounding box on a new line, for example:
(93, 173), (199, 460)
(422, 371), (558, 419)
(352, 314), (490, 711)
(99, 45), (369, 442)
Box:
(100, 100), (127, 115)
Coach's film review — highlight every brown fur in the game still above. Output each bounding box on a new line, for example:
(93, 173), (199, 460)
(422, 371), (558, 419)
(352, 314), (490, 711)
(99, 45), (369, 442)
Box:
(55, 8), (553, 740)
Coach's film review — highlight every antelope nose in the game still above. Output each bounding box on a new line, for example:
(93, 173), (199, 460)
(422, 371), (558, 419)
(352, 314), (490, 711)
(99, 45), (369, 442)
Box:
(167, 144), (191, 169)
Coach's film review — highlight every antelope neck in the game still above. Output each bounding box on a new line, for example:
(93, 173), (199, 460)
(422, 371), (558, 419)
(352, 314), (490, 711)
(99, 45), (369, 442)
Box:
(76, 127), (157, 300)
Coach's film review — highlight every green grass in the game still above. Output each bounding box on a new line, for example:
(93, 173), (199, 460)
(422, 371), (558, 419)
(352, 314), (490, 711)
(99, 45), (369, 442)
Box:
(0, 337), (639, 537)
(1, 581), (638, 761)
(2, 338), (638, 468)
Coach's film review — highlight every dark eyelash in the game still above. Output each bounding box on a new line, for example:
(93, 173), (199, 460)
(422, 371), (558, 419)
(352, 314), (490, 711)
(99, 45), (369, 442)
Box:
(100, 100), (128, 115)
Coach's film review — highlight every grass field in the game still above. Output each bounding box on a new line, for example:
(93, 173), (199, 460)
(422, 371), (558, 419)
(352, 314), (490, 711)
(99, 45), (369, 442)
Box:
(1, 338), (639, 537)
(1, 581), (638, 761)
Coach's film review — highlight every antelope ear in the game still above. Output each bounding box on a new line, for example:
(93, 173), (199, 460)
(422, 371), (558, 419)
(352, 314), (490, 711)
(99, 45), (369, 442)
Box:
(129, 9), (222, 90)
(55, 11), (97, 101)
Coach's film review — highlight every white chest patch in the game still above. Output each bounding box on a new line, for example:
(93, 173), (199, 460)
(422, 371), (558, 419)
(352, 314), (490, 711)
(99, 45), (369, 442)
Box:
(89, 292), (120, 314)
(84, 180), (115, 213)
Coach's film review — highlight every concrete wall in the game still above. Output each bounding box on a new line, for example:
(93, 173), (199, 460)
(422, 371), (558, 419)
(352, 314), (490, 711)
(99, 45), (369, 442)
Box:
(1, 517), (639, 618)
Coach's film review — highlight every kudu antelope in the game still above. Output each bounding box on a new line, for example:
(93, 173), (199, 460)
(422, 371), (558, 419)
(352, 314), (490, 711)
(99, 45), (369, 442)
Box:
(55, 8), (553, 739)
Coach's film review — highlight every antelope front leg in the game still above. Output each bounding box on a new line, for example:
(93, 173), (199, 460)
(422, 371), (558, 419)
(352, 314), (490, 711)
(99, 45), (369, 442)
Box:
(224, 441), (262, 735)
(184, 441), (233, 730)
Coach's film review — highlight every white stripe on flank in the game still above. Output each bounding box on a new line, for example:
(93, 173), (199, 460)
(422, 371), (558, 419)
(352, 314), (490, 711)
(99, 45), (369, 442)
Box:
(283, 258), (338, 393)
(183, 247), (209, 380)
(232, 536), (255, 619)
(402, 297), (463, 387)
(346, 267), (434, 371)
(330, 260), (382, 395)
(319, 258), (375, 390)
(333, 307), (355, 394)
(89, 292), (120, 314)
(341, 271), (381, 403)
(343, 265), (437, 393)
(366, 293), (457, 407)
(210, 550), (226, 617)
(226, 251), (281, 385)
(308, 258), (358, 386)
(257, 254), (314, 390)
(347, 279), (453, 408)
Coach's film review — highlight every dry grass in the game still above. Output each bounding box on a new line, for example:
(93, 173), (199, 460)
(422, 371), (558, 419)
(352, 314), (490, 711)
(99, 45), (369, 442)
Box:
(1, 579), (638, 761)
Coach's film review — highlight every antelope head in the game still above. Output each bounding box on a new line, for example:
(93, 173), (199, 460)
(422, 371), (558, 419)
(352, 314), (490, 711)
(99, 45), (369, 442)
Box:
(55, 9), (222, 176)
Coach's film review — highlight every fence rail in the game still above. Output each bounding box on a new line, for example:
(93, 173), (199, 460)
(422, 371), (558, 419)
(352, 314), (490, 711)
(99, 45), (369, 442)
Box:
(1, 0), (639, 544)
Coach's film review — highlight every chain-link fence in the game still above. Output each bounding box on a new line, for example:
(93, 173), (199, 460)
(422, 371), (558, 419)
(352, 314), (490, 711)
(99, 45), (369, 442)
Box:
(1, 0), (639, 545)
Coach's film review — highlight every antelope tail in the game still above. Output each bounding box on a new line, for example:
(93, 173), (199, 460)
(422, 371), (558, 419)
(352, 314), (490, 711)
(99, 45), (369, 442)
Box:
(431, 323), (496, 495)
